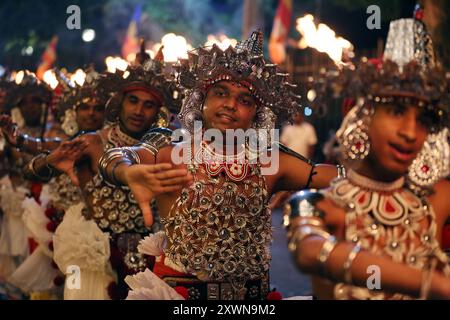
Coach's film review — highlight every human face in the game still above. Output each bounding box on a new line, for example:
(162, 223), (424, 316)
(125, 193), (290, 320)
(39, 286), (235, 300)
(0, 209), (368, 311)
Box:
(18, 94), (44, 126)
(119, 90), (161, 137)
(76, 99), (105, 132)
(202, 81), (257, 132)
(361, 103), (432, 180)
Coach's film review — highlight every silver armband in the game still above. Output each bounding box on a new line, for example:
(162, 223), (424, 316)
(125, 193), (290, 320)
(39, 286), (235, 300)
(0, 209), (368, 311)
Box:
(288, 226), (332, 252)
(136, 127), (172, 157)
(288, 226), (338, 276)
(343, 244), (362, 284)
(284, 189), (325, 228)
(98, 147), (141, 184)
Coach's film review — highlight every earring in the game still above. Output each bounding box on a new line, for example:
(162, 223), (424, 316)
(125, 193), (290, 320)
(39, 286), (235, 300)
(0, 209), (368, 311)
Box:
(179, 89), (204, 133)
(251, 106), (276, 147)
(251, 106), (275, 131)
(155, 106), (170, 128)
(337, 103), (373, 161)
(61, 108), (79, 136)
(407, 128), (449, 192)
(10, 107), (25, 129)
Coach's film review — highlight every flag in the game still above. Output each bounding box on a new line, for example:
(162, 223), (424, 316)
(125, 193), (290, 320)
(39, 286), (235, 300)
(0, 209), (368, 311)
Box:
(36, 36), (58, 80)
(269, 0), (292, 64)
(121, 5), (142, 60)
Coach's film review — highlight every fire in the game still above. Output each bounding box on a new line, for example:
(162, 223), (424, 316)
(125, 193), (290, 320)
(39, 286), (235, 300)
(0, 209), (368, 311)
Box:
(296, 14), (354, 65)
(70, 69), (86, 86)
(43, 70), (59, 89)
(105, 56), (129, 73)
(204, 34), (238, 51)
(14, 70), (25, 85)
(153, 33), (193, 63)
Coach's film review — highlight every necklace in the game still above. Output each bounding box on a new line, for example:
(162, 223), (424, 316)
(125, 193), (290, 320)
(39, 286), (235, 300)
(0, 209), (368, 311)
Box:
(187, 141), (252, 182)
(108, 124), (139, 147)
(333, 170), (420, 226)
(347, 169), (405, 193)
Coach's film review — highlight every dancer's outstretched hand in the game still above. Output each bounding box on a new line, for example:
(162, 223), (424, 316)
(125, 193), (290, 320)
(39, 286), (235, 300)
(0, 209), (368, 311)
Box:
(46, 137), (89, 186)
(123, 163), (193, 226)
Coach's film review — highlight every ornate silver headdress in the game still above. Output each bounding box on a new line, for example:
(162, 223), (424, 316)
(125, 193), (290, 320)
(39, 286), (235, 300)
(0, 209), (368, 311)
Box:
(9, 70), (52, 108)
(175, 30), (302, 133)
(336, 6), (449, 194)
(55, 67), (105, 136)
(96, 45), (182, 124)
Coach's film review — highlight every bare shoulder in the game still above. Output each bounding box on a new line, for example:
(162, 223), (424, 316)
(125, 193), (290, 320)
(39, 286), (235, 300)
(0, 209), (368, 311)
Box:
(79, 130), (103, 145)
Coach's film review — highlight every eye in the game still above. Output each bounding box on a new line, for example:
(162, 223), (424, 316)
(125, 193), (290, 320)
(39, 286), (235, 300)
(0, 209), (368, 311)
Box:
(239, 96), (255, 107)
(143, 101), (157, 109)
(386, 104), (405, 116)
(418, 110), (438, 130)
(214, 88), (227, 97)
(128, 95), (138, 104)
(94, 105), (104, 113)
(78, 104), (89, 111)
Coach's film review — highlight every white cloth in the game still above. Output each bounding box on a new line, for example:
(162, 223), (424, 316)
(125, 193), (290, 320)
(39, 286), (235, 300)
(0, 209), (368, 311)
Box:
(281, 123), (317, 157)
(6, 195), (56, 293)
(21, 196), (53, 256)
(7, 246), (60, 293)
(137, 231), (166, 257)
(125, 269), (184, 300)
(0, 177), (29, 279)
(53, 203), (114, 300)
(126, 232), (183, 300)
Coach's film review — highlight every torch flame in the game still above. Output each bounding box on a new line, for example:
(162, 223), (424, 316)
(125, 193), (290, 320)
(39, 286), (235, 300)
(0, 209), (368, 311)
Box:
(204, 34), (238, 51)
(296, 14), (354, 65)
(15, 70), (25, 85)
(70, 69), (86, 86)
(43, 70), (59, 89)
(105, 56), (129, 73)
(153, 33), (193, 63)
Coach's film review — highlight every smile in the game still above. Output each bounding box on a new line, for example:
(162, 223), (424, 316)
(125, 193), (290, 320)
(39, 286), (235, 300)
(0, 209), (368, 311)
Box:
(129, 118), (144, 125)
(216, 112), (236, 122)
(388, 142), (416, 163)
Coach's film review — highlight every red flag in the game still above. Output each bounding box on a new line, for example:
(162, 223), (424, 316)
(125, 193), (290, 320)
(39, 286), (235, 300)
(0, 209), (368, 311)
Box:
(121, 6), (142, 60)
(269, 0), (292, 64)
(36, 36), (58, 80)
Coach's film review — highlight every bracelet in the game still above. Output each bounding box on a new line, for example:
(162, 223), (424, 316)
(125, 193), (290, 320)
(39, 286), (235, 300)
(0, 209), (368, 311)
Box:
(137, 127), (172, 157)
(110, 159), (133, 186)
(317, 235), (338, 276)
(343, 244), (362, 284)
(337, 164), (346, 179)
(291, 217), (325, 228)
(26, 153), (54, 182)
(286, 190), (325, 229)
(287, 218), (325, 238)
(98, 147), (141, 184)
(44, 153), (57, 173)
(288, 225), (332, 253)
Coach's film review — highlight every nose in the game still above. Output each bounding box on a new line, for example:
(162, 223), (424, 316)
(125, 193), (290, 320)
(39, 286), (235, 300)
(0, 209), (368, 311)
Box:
(133, 101), (145, 115)
(398, 110), (417, 143)
(223, 96), (238, 112)
(86, 107), (96, 116)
